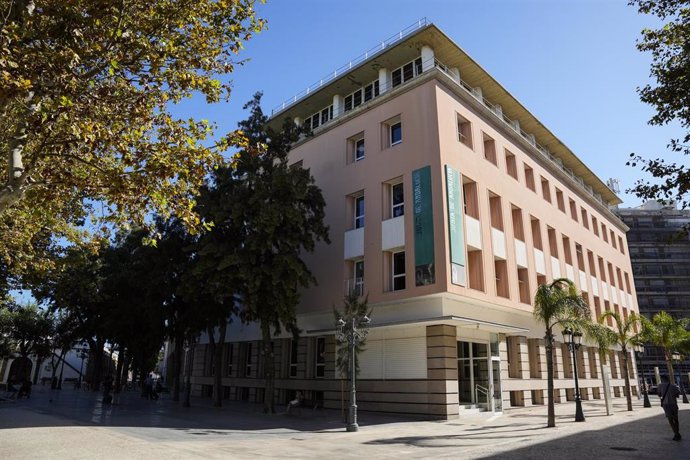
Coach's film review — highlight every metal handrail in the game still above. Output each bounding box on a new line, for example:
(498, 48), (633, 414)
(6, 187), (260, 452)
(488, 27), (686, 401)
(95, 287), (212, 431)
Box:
(475, 383), (489, 407)
(271, 18), (430, 116)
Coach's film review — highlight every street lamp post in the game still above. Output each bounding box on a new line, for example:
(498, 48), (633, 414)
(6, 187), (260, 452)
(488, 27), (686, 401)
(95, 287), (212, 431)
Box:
(671, 352), (689, 404)
(336, 315), (370, 432)
(635, 345), (652, 408)
(562, 328), (585, 422)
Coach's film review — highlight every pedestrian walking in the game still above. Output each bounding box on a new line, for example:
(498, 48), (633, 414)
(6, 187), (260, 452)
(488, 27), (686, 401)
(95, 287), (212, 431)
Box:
(658, 374), (681, 441)
(102, 375), (113, 405)
(144, 374), (154, 400)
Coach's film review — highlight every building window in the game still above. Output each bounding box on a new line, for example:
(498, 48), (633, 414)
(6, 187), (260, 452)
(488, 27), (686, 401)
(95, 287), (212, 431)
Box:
(245, 342), (253, 377)
(392, 182), (404, 217)
(344, 81), (379, 113)
(457, 114), (473, 148)
(353, 259), (364, 296)
(391, 57), (423, 88)
(483, 132), (497, 166)
(524, 164), (535, 192)
(355, 138), (365, 162)
(382, 116), (402, 148)
(315, 337), (326, 378)
(289, 339), (298, 377)
(225, 343), (234, 377)
(592, 216), (599, 236)
(390, 121), (402, 146)
(353, 194), (364, 229)
(541, 177), (551, 203)
(462, 179), (479, 219)
(581, 208), (589, 229)
(505, 150), (518, 180)
(392, 251), (406, 291)
(556, 188), (565, 212)
(569, 199), (578, 222)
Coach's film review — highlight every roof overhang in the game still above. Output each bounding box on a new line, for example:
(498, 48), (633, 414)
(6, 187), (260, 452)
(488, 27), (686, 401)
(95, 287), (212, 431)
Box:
(269, 23), (620, 206)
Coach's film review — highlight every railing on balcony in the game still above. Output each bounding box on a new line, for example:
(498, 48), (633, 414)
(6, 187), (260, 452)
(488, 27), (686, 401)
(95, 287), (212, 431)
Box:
(271, 18), (431, 116)
(344, 278), (365, 297)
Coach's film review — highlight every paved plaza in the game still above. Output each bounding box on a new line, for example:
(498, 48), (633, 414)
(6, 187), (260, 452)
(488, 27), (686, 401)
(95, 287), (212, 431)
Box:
(1, 386), (689, 459)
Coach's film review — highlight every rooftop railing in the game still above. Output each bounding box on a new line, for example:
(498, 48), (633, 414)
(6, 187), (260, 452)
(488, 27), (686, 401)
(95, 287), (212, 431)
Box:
(271, 18), (431, 116)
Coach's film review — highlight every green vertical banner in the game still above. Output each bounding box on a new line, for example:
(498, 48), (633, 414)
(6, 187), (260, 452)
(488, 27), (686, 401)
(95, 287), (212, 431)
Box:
(445, 165), (466, 286)
(413, 166), (435, 286)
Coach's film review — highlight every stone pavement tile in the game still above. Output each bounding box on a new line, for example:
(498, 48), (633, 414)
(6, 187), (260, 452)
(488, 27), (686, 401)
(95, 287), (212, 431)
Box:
(1, 386), (689, 459)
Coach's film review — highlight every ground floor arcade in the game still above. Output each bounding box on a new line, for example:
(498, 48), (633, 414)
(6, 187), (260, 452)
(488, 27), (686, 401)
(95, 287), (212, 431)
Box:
(184, 321), (638, 420)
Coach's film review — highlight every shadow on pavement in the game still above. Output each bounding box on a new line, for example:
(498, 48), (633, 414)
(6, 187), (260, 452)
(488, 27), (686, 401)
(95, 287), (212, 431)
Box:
(0, 386), (428, 433)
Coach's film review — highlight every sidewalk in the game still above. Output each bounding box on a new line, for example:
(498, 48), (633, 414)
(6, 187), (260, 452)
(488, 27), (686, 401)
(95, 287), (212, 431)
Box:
(1, 385), (688, 459)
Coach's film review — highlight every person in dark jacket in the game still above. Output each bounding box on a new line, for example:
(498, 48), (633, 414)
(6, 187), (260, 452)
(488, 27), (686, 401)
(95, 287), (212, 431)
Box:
(658, 375), (681, 441)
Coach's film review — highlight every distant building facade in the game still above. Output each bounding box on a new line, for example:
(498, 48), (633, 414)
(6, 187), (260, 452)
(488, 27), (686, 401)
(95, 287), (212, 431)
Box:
(185, 20), (641, 419)
(616, 201), (690, 385)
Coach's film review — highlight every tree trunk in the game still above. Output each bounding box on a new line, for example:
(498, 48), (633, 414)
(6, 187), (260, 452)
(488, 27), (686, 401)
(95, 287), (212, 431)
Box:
(212, 321), (227, 408)
(183, 334), (194, 408)
(545, 330), (555, 428)
(172, 334), (183, 402)
(32, 355), (43, 384)
(622, 347), (633, 411)
(261, 322), (275, 414)
(89, 337), (105, 391)
(599, 352), (612, 416)
(120, 353), (131, 389)
(114, 345), (125, 394)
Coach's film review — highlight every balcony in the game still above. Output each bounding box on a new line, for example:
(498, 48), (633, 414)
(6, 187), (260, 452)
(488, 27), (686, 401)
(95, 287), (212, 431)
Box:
(382, 216), (405, 251)
(344, 227), (364, 260)
(466, 216), (482, 250)
(534, 249), (546, 275)
(344, 278), (365, 297)
(515, 240), (528, 268)
(491, 228), (506, 260)
(551, 256), (561, 278)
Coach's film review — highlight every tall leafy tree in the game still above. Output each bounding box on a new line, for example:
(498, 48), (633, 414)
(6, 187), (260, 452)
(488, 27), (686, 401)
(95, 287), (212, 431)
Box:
(194, 93), (330, 412)
(234, 94), (329, 414)
(640, 311), (690, 382)
(533, 278), (589, 428)
(3, 302), (54, 382)
(0, 0), (265, 275)
(627, 1), (690, 211)
(600, 311), (642, 412)
(32, 245), (110, 389)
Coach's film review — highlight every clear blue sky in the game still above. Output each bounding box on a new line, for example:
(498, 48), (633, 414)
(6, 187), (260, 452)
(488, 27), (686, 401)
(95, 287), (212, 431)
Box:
(173, 0), (683, 208)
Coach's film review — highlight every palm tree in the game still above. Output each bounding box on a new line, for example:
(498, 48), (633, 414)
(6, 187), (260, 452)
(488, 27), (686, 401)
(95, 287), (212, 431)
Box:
(640, 311), (690, 383)
(584, 321), (617, 415)
(600, 311), (641, 412)
(533, 278), (590, 428)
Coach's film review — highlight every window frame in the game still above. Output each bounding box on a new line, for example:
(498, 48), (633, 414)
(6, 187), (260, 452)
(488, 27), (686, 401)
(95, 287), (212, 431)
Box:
(392, 250), (406, 291)
(354, 195), (365, 229)
(391, 182), (404, 218)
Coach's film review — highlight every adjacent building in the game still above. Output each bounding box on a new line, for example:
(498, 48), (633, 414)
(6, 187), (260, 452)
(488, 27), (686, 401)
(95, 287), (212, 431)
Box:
(188, 20), (640, 419)
(616, 201), (690, 386)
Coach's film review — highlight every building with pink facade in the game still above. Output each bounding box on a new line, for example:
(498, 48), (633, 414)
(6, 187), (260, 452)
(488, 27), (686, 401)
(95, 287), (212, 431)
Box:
(189, 20), (640, 419)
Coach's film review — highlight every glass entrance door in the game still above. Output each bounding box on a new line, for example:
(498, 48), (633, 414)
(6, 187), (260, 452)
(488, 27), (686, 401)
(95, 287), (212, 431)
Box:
(457, 341), (489, 405)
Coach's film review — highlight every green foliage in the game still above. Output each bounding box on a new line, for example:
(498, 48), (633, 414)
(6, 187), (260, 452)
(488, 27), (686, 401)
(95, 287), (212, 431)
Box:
(628, 1), (690, 210)
(334, 293), (372, 378)
(0, 0), (265, 276)
(584, 321), (617, 362)
(190, 92), (329, 411)
(0, 302), (54, 360)
(640, 311), (690, 379)
(533, 278), (589, 428)
(599, 311), (642, 411)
